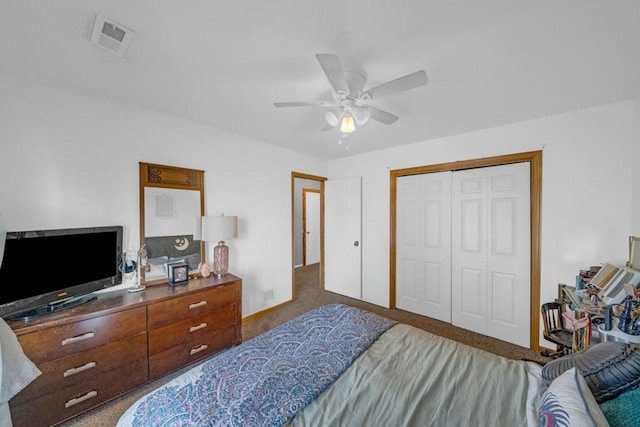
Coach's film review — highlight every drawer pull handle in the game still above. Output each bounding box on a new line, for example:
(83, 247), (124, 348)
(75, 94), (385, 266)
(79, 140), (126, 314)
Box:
(189, 323), (208, 333)
(190, 344), (208, 355)
(188, 301), (207, 310)
(63, 361), (97, 377)
(65, 390), (97, 408)
(61, 332), (95, 346)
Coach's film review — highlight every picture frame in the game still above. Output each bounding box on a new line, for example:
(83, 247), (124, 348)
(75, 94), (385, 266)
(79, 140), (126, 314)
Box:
(167, 262), (189, 285)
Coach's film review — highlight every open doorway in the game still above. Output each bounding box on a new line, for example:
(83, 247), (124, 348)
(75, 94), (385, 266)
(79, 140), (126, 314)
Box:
(291, 172), (327, 301)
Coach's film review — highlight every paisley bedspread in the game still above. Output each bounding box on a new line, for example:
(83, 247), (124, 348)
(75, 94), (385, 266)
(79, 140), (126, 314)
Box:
(117, 303), (397, 427)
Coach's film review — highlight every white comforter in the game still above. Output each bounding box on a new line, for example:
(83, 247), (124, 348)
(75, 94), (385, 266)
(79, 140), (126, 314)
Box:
(287, 324), (544, 426)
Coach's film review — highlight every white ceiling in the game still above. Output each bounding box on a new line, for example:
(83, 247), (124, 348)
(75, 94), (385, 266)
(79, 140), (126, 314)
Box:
(2, 1), (640, 159)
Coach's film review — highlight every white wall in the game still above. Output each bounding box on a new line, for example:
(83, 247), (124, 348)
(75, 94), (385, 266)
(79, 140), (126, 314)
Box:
(632, 93), (640, 233)
(328, 100), (636, 347)
(0, 74), (326, 317)
(2, 71), (637, 347)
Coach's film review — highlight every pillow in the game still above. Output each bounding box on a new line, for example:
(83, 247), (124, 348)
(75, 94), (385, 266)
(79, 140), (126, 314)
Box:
(539, 367), (609, 426)
(146, 263), (167, 280)
(182, 253), (201, 271)
(542, 341), (640, 403)
(147, 255), (169, 266)
(599, 386), (640, 427)
(169, 254), (200, 271)
(145, 256), (169, 280)
(0, 318), (41, 403)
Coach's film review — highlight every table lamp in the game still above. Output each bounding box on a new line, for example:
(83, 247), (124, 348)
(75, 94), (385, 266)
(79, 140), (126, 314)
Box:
(200, 215), (238, 278)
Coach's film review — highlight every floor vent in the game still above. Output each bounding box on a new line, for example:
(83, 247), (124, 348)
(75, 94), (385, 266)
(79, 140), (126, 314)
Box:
(263, 289), (274, 304)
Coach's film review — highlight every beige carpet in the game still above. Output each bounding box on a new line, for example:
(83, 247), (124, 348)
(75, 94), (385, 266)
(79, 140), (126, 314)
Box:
(60, 264), (547, 426)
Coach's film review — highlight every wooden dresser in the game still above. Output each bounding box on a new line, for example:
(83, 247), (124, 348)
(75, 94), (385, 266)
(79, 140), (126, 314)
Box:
(7, 274), (242, 427)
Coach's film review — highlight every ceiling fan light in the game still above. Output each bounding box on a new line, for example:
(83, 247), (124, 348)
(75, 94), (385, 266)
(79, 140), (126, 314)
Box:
(340, 113), (356, 133)
(353, 106), (370, 125)
(325, 111), (340, 127)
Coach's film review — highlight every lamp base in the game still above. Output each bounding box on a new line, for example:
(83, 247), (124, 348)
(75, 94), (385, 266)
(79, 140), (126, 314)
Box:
(213, 241), (229, 277)
(127, 285), (146, 293)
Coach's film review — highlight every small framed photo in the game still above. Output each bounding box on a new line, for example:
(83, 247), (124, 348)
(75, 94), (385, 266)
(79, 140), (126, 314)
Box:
(168, 262), (189, 285)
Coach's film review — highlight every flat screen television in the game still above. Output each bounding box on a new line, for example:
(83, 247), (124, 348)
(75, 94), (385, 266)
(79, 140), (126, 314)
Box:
(0, 225), (123, 321)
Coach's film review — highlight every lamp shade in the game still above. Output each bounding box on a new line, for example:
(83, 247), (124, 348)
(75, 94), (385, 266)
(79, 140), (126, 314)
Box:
(352, 106), (370, 125)
(325, 110), (341, 127)
(200, 215), (238, 243)
(340, 113), (356, 133)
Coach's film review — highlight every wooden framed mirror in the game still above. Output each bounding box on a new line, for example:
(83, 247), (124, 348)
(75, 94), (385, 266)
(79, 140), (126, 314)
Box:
(139, 162), (205, 285)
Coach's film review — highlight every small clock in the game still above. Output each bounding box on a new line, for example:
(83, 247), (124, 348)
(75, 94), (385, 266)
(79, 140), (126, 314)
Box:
(167, 262), (189, 285)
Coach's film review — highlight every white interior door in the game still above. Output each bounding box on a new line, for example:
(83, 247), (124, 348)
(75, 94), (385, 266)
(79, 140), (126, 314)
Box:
(325, 176), (362, 299)
(396, 172), (452, 322)
(303, 189), (320, 265)
(451, 162), (530, 347)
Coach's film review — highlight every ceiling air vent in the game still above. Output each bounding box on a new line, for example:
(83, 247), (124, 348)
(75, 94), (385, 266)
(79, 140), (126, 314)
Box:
(90, 14), (134, 57)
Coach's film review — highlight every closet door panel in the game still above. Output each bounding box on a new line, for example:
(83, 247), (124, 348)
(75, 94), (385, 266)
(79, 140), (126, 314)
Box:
(400, 258), (418, 299)
(491, 272), (517, 325)
(424, 261), (443, 304)
(452, 163), (530, 346)
(460, 267), (483, 318)
(452, 173), (487, 334)
(396, 173), (451, 322)
(486, 163), (530, 347)
(397, 180), (423, 313)
(397, 162), (530, 347)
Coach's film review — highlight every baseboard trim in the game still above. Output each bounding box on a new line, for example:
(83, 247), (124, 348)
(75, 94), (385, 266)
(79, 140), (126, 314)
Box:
(242, 299), (294, 326)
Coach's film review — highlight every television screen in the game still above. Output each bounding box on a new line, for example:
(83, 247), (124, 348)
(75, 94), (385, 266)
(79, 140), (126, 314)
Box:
(0, 225), (123, 319)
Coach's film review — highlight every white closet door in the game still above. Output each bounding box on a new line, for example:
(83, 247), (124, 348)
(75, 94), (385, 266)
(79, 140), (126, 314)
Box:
(396, 172), (452, 322)
(451, 162), (530, 347)
(325, 177), (362, 299)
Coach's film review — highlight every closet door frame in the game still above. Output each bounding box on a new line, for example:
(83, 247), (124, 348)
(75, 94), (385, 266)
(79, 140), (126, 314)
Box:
(389, 150), (542, 351)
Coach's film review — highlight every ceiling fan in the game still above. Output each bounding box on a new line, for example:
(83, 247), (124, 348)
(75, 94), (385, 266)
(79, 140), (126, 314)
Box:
(274, 54), (428, 133)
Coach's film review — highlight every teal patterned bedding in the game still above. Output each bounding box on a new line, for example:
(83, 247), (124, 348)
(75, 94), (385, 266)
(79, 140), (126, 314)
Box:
(117, 304), (396, 427)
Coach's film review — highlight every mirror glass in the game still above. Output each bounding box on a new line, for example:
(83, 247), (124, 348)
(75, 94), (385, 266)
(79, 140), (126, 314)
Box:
(139, 162), (205, 285)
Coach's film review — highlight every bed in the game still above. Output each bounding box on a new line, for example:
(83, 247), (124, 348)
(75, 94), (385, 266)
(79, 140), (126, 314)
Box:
(117, 303), (629, 426)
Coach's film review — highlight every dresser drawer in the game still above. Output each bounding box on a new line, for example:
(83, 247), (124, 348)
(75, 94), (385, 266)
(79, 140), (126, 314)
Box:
(18, 307), (147, 364)
(148, 304), (236, 356)
(148, 284), (237, 329)
(10, 352), (148, 427)
(149, 323), (237, 380)
(12, 333), (148, 405)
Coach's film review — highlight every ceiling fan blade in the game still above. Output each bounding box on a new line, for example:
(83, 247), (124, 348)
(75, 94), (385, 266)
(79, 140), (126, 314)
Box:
(316, 54), (349, 95)
(369, 106), (399, 125)
(364, 70), (428, 100)
(273, 101), (326, 108)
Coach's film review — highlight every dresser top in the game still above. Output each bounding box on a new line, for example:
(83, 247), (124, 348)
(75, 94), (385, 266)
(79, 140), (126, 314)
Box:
(8, 274), (241, 335)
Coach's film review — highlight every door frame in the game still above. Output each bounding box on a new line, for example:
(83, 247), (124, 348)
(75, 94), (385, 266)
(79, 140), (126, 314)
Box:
(291, 172), (327, 301)
(389, 150), (542, 350)
(302, 188), (321, 266)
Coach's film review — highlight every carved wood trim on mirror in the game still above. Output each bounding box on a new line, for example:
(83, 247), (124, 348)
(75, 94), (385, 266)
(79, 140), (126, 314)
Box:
(139, 162), (205, 286)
